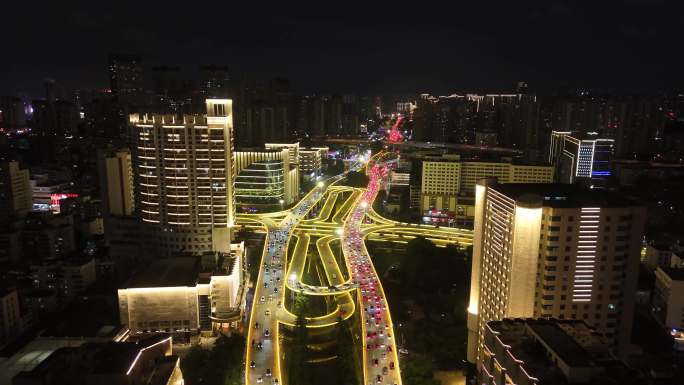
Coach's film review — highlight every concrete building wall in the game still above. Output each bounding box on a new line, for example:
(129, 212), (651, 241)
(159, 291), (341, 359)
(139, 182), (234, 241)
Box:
(119, 287), (200, 333)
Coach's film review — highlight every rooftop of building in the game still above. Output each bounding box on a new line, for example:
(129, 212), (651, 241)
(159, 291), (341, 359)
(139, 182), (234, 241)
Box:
(13, 335), (170, 381)
(236, 148), (288, 154)
(123, 257), (200, 288)
(41, 296), (123, 339)
(488, 182), (638, 208)
(487, 318), (632, 384)
(552, 131), (613, 141)
(526, 321), (592, 366)
(413, 152), (552, 167)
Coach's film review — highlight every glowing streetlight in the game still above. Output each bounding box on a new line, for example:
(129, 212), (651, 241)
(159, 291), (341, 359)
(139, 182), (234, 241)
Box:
(360, 201), (368, 209)
(336, 228), (344, 236)
(317, 181), (324, 188)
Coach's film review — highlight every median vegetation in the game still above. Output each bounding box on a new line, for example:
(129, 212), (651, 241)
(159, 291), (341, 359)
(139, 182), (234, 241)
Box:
(284, 294), (361, 385)
(368, 236), (472, 383)
(340, 171), (369, 187)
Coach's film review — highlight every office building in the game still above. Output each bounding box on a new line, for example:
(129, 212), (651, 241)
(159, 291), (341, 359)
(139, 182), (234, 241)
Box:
(12, 336), (182, 385)
(0, 161), (32, 226)
(549, 131), (614, 184)
(130, 99), (235, 257)
(481, 318), (641, 385)
(108, 53), (144, 101)
(234, 149), (299, 205)
(118, 242), (244, 334)
(0, 287), (22, 349)
(420, 155), (553, 226)
(467, 180), (645, 367)
(97, 149), (134, 217)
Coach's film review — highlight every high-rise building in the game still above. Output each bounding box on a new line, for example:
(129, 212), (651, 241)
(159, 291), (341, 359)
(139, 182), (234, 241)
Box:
(108, 53), (144, 102)
(0, 96), (26, 130)
(199, 65), (230, 98)
(549, 131), (614, 184)
(97, 149), (135, 217)
(0, 161), (32, 227)
(467, 180), (645, 367)
(130, 99), (235, 257)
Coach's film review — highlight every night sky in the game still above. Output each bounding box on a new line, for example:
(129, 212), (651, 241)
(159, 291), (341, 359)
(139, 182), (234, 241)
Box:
(2, 0), (683, 97)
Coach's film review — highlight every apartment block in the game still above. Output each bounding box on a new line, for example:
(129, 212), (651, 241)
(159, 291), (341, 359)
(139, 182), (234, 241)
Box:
(130, 99), (235, 257)
(467, 179), (645, 367)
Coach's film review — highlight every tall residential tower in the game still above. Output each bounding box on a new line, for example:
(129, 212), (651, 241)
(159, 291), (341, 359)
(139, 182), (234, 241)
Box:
(130, 99), (235, 257)
(467, 179), (645, 369)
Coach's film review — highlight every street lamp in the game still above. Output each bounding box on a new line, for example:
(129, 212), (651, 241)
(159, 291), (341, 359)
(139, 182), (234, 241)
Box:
(279, 199), (284, 210)
(317, 181), (324, 188)
(336, 228), (344, 236)
(360, 200), (368, 209)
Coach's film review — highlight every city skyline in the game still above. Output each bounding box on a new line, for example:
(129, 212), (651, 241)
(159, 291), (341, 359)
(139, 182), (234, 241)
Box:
(3, 1), (684, 97)
(2, 3), (684, 384)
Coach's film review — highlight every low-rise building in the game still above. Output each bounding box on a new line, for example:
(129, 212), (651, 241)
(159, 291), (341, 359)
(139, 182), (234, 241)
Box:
(652, 267), (684, 350)
(643, 244), (675, 271)
(12, 336), (181, 385)
(118, 242), (244, 335)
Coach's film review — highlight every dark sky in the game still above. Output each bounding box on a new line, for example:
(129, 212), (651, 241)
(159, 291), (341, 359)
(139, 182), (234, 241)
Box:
(2, 0), (683, 97)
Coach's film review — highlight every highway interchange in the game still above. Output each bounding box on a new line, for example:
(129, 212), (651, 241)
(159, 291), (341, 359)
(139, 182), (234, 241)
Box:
(240, 153), (473, 385)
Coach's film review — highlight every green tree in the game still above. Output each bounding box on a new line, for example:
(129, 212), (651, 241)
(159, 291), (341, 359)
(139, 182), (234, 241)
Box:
(335, 317), (358, 385)
(289, 294), (310, 385)
(401, 356), (440, 385)
(180, 333), (245, 385)
(342, 171), (369, 187)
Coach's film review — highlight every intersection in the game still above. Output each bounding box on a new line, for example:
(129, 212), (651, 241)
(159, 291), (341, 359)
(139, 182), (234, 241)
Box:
(240, 153), (474, 385)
